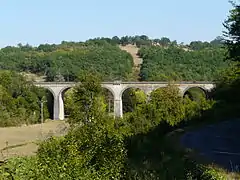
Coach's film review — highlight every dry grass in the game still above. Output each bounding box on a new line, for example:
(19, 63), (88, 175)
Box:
(119, 44), (142, 80)
(20, 72), (46, 82)
(0, 120), (69, 160)
(119, 44), (142, 67)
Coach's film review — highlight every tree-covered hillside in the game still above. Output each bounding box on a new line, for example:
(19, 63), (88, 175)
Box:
(0, 35), (227, 82)
(0, 40), (134, 81)
(138, 45), (229, 81)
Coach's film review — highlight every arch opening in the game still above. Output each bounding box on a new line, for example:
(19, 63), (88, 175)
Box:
(102, 88), (114, 115)
(37, 87), (54, 120)
(63, 87), (115, 118)
(122, 88), (146, 114)
(62, 87), (73, 119)
(183, 87), (208, 101)
(149, 85), (180, 101)
(45, 89), (54, 119)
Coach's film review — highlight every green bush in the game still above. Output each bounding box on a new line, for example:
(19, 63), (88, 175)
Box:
(0, 70), (50, 127)
(0, 157), (39, 180)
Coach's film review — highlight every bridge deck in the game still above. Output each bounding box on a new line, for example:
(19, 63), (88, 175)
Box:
(34, 81), (214, 85)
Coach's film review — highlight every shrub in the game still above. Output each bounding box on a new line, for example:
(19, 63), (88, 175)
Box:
(36, 115), (126, 179)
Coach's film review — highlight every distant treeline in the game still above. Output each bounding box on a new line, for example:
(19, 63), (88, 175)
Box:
(89, 35), (224, 49)
(0, 35), (227, 82)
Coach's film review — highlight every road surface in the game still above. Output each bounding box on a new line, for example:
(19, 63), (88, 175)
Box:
(181, 119), (240, 172)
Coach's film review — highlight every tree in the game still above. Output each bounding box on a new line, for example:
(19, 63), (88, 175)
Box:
(150, 85), (185, 126)
(112, 36), (120, 44)
(224, 2), (240, 62)
(171, 40), (178, 46)
(210, 36), (224, 47)
(122, 88), (147, 113)
(35, 73), (127, 179)
(54, 71), (65, 82)
(159, 37), (171, 46)
(189, 41), (211, 50)
(68, 73), (106, 125)
(0, 71), (50, 126)
(139, 35), (149, 41)
(213, 2), (240, 116)
(120, 36), (130, 46)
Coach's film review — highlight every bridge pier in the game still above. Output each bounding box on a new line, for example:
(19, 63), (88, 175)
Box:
(46, 86), (65, 120)
(57, 92), (65, 120)
(114, 98), (123, 118)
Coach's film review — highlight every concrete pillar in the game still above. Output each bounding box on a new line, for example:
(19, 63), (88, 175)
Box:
(104, 82), (124, 118)
(143, 89), (152, 100)
(114, 97), (123, 118)
(53, 95), (60, 120)
(178, 86), (186, 97)
(58, 92), (65, 120)
(53, 92), (65, 120)
(50, 87), (66, 120)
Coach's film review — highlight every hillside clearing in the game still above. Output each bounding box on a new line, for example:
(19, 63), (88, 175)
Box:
(119, 44), (142, 80)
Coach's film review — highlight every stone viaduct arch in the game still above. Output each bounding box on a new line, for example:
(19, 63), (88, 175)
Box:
(34, 81), (215, 120)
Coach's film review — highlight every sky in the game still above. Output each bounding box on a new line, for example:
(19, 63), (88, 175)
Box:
(0, 0), (233, 47)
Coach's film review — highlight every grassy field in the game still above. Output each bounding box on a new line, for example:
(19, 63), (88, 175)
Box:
(0, 120), (68, 161)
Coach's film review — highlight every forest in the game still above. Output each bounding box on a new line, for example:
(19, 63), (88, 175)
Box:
(0, 31), (226, 82)
(139, 45), (228, 81)
(0, 40), (134, 81)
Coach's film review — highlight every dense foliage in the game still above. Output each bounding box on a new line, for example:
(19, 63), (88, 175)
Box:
(212, 2), (240, 118)
(0, 33), (226, 82)
(91, 35), (224, 49)
(138, 45), (229, 81)
(0, 70), (49, 126)
(0, 73), (225, 179)
(0, 40), (134, 81)
(224, 2), (240, 62)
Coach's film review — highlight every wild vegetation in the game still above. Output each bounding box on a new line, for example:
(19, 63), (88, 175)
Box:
(0, 41), (134, 81)
(0, 30), (227, 82)
(138, 45), (228, 81)
(0, 70), (50, 127)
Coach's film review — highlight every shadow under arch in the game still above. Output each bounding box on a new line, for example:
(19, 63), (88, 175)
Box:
(122, 87), (146, 114)
(37, 87), (54, 120)
(183, 86), (208, 101)
(102, 87), (114, 115)
(60, 87), (74, 119)
(61, 85), (115, 118)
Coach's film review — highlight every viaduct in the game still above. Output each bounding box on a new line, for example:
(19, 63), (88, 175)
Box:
(34, 81), (215, 120)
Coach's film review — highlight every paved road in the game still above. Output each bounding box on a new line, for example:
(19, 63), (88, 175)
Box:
(181, 119), (240, 172)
